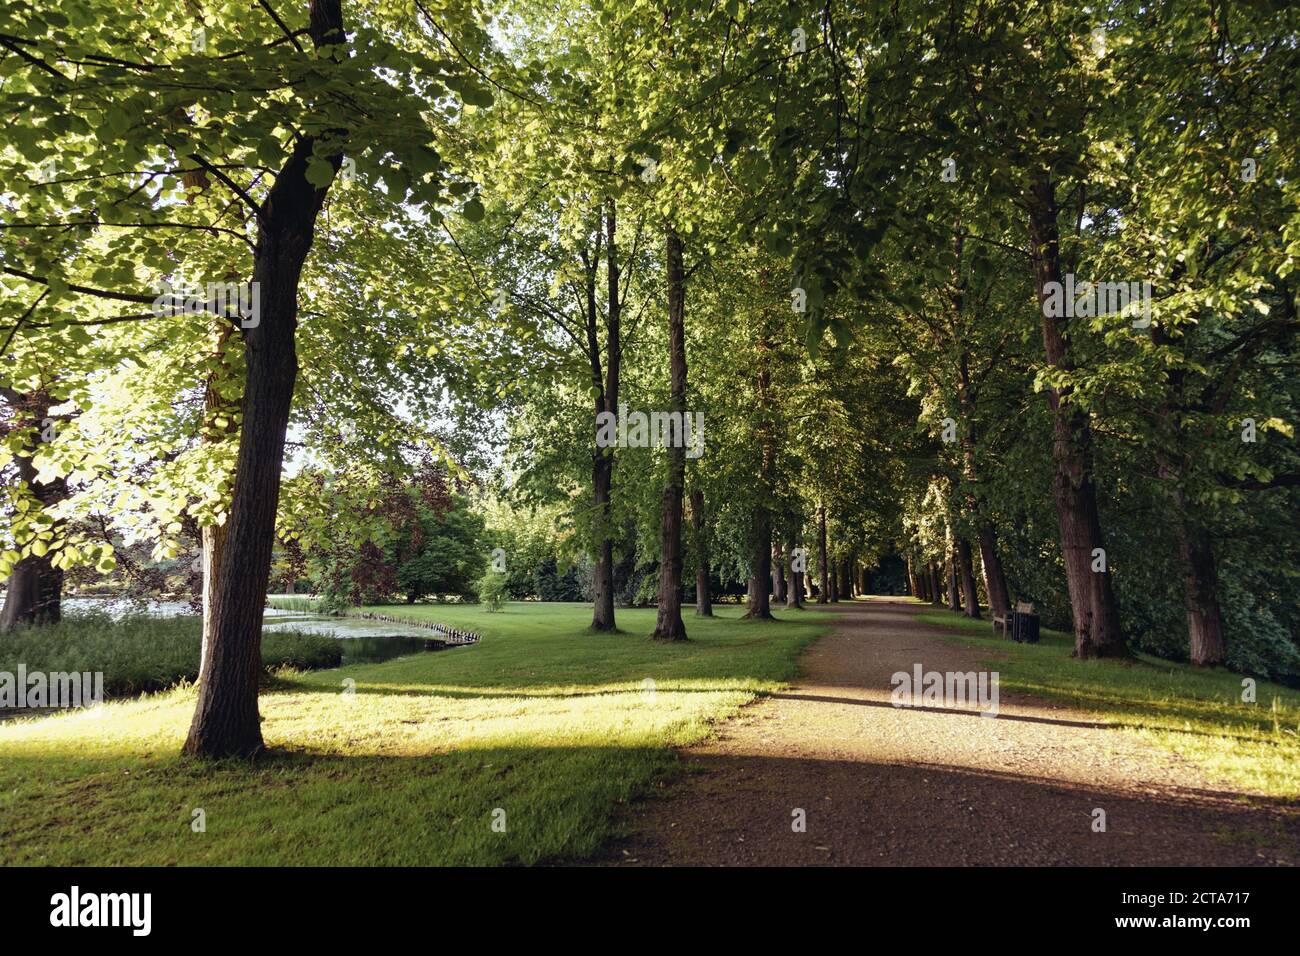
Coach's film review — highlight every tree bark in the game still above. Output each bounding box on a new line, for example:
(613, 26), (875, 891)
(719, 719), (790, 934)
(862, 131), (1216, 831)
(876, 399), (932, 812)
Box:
(0, 393), (66, 632)
(183, 0), (346, 758)
(956, 537), (981, 619)
(591, 200), (620, 631)
(785, 526), (803, 609)
(651, 224), (688, 641)
(929, 562), (943, 606)
(976, 524), (1010, 622)
(946, 544), (961, 610)
(1179, 523), (1227, 666)
(199, 327), (237, 675)
(771, 539), (787, 604)
(1026, 169), (1126, 658)
(955, 358), (1010, 623)
(744, 511), (773, 619)
(690, 487), (712, 616)
(1150, 324), (1229, 668)
(745, 299), (776, 621)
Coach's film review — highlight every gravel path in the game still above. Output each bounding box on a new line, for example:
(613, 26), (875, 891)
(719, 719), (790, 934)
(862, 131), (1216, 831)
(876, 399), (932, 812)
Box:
(605, 597), (1299, 866)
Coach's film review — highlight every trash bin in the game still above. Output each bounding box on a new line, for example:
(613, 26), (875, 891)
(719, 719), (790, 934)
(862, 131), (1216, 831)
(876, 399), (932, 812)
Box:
(1011, 609), (1040, 644)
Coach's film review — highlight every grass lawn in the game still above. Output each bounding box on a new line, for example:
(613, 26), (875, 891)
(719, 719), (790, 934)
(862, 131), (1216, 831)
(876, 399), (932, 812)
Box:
(0, 602), (829, 865)
(917, 606), (1300, 801)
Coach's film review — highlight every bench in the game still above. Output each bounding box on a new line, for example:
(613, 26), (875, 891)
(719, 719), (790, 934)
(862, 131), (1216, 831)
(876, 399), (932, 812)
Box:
(994, 601), (1034, 637)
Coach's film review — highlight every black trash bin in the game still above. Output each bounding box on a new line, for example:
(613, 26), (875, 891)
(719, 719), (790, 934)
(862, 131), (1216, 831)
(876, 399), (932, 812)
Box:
(1011, 609), (1041, 644)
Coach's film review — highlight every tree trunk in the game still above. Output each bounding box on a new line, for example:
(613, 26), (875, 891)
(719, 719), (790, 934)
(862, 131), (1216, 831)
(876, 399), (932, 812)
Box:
(929, 562), (943, 606)
(785, 527), (803, 609)
(771, 539), (787, 604)
(0, 394), (66, 632)
(651, 224), (688, 641)
(816, 504), (829, 604)
(976, 524), (1010, 622)
(744, 511), (773, 619)
(1026, 169), (1126, 659)
(591, 454), (615, 630)
(745, 298), (776, 621)
(956, 537), (981, 619)
(1178, 523), (1227, 666)
(199, 328), (237, 676)
(591, 199), (620, 631)
(946, 547), (960, 610)
(690, 487), (712, 616)
(198, 522), (226, 673)
(955, 361), (1009, 624)
(183, 0), (346, 758)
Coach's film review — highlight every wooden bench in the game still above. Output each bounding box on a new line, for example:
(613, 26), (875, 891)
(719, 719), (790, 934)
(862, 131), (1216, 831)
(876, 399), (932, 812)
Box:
(994, 601), (1034, 637)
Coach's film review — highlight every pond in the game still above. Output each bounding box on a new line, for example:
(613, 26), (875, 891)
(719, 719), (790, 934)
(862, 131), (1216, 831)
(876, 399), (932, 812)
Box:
(54, 597), (458, 665)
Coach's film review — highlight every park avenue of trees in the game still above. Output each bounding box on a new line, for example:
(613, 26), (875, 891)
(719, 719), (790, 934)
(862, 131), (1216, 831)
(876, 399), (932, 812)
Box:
(1, 0), (1297, 762)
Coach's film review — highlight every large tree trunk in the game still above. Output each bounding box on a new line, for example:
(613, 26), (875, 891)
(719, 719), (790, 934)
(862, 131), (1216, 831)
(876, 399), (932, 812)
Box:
(651, 224), (688, 641)
(1178, 523), (1227, 666)
(955, 362), (1010, 624)
(771, 539), (787, 604)
(956, 537), (981, 619)
(591, 200), (620, 631)
(198, 328), (237, 675)
(183, 0), (345, 758)
(1026, 170), (1126, 659)
(1150, 321), (1230, 669)
(1, 394), (66, 632)
(816, 503), (829, 604)
(690, 487), (712, 616)
(198, 522), (226, 672)
(828, 560), (839, 602)
(929, 562), (943, 606)
(591, 454), (615, 629)
(976, 524), (1010, 622)
(785, 527), (803, 609)
(744, 512), (773, 619)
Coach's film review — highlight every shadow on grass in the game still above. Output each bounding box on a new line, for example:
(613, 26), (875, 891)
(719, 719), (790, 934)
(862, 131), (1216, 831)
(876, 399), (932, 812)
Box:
(4, 741), (1298, 867)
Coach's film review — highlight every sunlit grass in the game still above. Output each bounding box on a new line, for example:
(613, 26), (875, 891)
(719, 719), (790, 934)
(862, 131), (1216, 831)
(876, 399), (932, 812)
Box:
(0, 602), (828, 865)
(918, 608), (1300, 800)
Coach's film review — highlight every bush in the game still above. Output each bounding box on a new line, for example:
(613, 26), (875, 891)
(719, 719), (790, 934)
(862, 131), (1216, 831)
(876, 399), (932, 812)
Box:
(476, 571), (507, 611)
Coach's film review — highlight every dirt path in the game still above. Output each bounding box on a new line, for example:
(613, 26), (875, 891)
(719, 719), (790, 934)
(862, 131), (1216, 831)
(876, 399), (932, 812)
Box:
(606, 597), (1300, 866)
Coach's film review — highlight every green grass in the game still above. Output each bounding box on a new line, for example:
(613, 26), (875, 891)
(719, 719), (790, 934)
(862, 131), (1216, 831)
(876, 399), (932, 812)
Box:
(265, 595), (331, 614)
(0, 602), (829, 865)
(917, 606), (1300, 800)
(0, 613), (343, 698)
